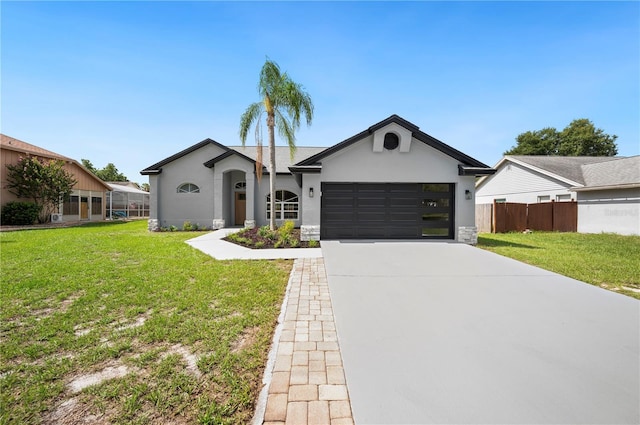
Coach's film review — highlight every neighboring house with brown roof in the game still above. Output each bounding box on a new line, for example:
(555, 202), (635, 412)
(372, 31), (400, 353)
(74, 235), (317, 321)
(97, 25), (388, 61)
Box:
(1, 134), (112, 223)
(141, 115), (495, 242)
(475, 155), (640, 235)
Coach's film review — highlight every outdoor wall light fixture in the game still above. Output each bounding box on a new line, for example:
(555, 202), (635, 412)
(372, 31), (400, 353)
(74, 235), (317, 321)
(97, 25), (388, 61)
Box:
(309, 187), (314, 198)
(465, 189), (472, 200)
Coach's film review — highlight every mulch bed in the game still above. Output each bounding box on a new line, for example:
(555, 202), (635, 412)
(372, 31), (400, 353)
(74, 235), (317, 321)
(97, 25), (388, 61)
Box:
(223, 227), (317, 249)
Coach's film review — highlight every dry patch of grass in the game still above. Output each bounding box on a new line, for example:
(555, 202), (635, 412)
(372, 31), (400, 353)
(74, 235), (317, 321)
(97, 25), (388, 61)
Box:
(0, 221), (292, 424)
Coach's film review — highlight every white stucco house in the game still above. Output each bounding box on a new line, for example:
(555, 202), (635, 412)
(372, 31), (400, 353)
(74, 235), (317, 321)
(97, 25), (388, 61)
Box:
(141, 115), (495, 242)
(476, 155), (640, 236)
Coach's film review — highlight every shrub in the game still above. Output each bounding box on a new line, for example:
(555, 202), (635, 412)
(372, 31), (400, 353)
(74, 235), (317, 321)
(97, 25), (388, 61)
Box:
(254, 241), (265, 249)
(169, 225), (178, 232)
(183, 221), (193, 231)
(237, 237), (252, 246)
(290, 239), (299, 248)
(278, 221), (295, 238)
(1, 202), (41, 225)
(308, 240), (319, 248)
(279, 233), (291, 246)
(258, 225), (275, 239)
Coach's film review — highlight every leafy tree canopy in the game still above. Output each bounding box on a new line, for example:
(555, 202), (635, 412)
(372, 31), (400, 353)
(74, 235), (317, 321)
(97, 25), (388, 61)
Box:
(6, 156), (77, 223)
(504, 119), (618, 156)
(81, 159), (128, 182)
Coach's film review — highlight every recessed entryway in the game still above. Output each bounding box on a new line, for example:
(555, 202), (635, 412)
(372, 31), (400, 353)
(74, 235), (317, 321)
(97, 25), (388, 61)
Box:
(234, 192), (246, 225)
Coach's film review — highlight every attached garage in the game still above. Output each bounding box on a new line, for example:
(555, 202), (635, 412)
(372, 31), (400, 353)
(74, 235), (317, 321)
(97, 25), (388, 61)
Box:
(321, 182), (454, 239)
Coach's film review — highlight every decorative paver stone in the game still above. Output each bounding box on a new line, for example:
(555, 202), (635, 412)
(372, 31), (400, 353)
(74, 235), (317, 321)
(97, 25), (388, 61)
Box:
(256, 258), (354, 425)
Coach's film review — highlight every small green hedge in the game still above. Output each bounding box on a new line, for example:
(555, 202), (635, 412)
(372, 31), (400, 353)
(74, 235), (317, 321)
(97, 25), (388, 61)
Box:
(1, 201), (41, 225)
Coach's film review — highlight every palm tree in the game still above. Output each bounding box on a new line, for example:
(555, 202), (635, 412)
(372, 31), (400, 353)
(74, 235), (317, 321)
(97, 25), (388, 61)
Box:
(240, 59), (314, 230)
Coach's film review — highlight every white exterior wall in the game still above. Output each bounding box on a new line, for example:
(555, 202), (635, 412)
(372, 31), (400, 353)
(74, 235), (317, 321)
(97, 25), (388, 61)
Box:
(317, 134), (476, 240)
(155, 144), (225, 228)
(476, 162), (575, 204)
(577, 188), (640, 236)
(302, 173), (321, 226)
(254, 174), (302, 228)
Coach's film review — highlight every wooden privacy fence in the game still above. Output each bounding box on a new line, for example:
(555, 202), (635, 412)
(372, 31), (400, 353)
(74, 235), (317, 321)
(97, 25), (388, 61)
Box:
(476, 201), (577, 233)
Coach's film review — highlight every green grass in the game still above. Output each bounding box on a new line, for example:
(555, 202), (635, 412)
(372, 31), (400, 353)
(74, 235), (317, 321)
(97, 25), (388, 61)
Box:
(0, 221), (292, 424)
(477, 232), (640, 299)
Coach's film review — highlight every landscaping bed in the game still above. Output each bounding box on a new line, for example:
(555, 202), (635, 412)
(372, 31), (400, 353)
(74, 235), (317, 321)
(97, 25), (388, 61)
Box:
(224, 222), (319, 249)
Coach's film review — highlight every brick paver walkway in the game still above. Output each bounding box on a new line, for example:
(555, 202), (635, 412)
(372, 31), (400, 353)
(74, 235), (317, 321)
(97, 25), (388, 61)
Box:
(262, 258), (354, 425)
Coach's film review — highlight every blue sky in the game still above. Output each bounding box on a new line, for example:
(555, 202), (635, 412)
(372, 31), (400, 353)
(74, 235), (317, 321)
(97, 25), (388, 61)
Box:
(2, 1), (638, 185)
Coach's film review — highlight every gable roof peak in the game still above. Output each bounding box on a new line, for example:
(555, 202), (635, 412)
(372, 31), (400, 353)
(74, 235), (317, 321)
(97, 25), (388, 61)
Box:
(368, 114), (420, 134)
(140, 138), (230, 175)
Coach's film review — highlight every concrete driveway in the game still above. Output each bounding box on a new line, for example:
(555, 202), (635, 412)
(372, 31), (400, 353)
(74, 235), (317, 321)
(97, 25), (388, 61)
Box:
(321, 241), (639, 424)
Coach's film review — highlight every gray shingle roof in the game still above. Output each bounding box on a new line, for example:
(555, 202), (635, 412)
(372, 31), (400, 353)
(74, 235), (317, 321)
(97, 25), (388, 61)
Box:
(228, 146), (326, 173)
(580, 156), (640, 188)
(508, 156), (616, 185)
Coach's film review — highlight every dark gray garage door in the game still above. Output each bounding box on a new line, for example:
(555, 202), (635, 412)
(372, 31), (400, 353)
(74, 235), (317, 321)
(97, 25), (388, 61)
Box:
(321, 183), (454, 239)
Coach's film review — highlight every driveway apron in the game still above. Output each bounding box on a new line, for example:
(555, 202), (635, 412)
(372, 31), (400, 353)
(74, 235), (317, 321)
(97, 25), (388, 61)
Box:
(321, 241), (640, 424)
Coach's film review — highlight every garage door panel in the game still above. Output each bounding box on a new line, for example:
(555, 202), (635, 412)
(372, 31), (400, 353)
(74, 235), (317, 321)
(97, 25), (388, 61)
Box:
(356, 212), (386, 221)
(390, 212), (419, 222)
(321, 183), (453, 239)
(357, 198), (386, 207)
(389, 197), (418, 207)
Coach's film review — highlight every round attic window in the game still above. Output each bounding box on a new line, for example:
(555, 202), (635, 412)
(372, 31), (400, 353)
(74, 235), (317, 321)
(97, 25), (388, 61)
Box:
(383, 132), (399, 150)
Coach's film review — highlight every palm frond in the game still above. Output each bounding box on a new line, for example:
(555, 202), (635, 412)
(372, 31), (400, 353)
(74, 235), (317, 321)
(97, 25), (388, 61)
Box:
(239, 102), (263, 145)
(255, 123), (263, 182)
(275, 111), (297, 160)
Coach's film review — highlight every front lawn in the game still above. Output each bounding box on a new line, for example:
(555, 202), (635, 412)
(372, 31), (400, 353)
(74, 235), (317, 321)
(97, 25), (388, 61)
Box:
(477, 232), (640, 299)
(0, 221), (291, 424)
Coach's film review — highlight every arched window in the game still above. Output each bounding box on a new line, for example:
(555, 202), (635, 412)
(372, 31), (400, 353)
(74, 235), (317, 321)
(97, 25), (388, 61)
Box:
(266, 190), (299, 220)
(234, 181), (247, 190)
(177, 183), (200, 193)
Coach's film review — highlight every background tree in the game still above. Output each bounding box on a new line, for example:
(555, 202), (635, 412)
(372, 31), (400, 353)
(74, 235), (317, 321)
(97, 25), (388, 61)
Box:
(81, 159), (128, 182)
(140, 183), (150, 192)
(6, 156), (77, 223)
(239, 59), (314, 230)
(504, 119), (618, 156)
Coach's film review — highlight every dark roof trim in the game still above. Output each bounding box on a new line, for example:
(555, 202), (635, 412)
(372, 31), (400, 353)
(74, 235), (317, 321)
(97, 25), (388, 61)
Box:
(288, 165), (323, 174)
(203, 151), (233, 168)
(458, 165), (497, 176)
(203, 149), (259, 169)
(295, 114), (491, 169)
(141, 138), (229, 175)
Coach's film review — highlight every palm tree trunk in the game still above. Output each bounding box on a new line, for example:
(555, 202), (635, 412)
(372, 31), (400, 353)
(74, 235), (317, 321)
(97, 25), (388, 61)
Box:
(267, 113), (277, 230)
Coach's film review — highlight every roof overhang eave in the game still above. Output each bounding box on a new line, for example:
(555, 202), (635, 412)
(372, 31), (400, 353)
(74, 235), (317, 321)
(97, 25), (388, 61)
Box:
(140, 169), (161, 175)
(458, 165), (496, 176)
(288, 165), (322, 174)
(571, 183), (640, 192)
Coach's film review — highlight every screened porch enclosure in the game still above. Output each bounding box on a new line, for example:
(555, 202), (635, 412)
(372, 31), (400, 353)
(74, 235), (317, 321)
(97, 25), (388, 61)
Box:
(106, 183), (150, 219)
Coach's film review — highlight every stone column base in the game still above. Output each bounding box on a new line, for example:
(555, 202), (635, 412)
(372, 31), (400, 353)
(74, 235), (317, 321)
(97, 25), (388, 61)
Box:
(244, 220), (256, 229)
(458, 226), (478, 245)
(301, 225), (320, 241)
(212, 219), (226, 230)
(148, 219), (160, 232)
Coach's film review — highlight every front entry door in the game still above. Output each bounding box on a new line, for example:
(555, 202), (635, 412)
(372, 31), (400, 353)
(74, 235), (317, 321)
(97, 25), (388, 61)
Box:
(80, 197), (89, 220)
(235, 192), (246, 225)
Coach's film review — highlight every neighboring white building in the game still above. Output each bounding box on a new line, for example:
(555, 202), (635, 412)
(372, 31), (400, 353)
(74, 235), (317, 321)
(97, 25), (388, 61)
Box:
(476, 155), (640, 236)
(141, 115), (495, 242)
